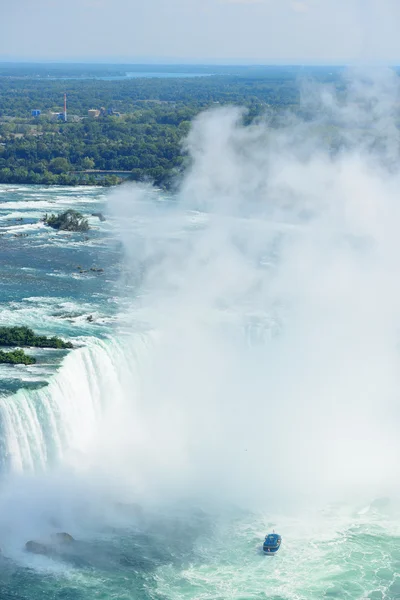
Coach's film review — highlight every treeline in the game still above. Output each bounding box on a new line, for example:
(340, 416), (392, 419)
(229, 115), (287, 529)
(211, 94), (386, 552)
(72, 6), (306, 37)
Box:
(0, 74), (303, 118)
(0, 71), (342, 188)
(0, 106), (195, 187)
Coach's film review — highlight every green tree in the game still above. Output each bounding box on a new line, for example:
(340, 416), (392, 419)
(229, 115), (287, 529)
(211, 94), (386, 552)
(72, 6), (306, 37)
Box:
(81, 156), (95, 169)
(49, 157), (70, 174)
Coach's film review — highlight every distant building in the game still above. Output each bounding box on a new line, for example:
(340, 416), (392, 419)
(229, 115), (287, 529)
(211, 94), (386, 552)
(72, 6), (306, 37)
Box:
(31, 109), (41, 117)
(49, 112), (66, 121)
(106, 108), (120, 117)
(88, 109), (100, 118)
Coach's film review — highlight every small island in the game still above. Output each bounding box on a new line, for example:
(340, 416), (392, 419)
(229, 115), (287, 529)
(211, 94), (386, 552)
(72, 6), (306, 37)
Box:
(42, 209), (90, 232)
(0, 326), (73, 349)
(0, 349), (36, 365)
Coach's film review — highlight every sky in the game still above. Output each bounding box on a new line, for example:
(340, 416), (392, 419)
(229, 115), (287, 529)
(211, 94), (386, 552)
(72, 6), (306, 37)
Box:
(1, 0), (400, 64)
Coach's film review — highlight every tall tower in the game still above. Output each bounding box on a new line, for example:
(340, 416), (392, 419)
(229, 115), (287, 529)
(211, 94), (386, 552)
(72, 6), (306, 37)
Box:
(64, 93), (67, 122)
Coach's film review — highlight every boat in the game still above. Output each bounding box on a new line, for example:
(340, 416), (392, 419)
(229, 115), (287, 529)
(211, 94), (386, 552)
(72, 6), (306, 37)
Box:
(263, 532), (282, 554)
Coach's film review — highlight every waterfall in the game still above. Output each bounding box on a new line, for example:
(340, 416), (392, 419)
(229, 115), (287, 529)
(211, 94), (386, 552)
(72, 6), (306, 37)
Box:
(0, 333), (155, 475)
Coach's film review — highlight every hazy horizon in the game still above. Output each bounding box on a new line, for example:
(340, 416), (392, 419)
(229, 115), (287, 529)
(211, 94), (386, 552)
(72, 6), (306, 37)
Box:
(0, 59), (399, 69)
(3, 0), (400, 65)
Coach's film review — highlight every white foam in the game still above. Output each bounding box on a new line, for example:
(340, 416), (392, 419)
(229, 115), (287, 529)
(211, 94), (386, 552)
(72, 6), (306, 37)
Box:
(2, 222), (46, 233)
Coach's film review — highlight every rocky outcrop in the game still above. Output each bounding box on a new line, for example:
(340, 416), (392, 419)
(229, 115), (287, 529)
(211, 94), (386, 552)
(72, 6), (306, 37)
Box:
(51, 532), (75, 544)
(43, 210), (89, 232)
(91, 212), (106, 222)
(25, 532), (75, 555)
(25, 540), (50, 555)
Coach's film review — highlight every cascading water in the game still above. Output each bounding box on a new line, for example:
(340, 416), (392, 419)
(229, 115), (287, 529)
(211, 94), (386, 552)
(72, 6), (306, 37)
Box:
(0, 334), (156, 475)
(1, 70), (400, 599)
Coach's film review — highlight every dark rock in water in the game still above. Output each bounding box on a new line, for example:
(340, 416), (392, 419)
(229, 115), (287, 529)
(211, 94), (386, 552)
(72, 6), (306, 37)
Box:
(92, 212), (106, 222)
(25, 540), (51, 555)
(25, 532), (75, 555)
(86, 315), (94, 322)
(90, 267), (104, 273)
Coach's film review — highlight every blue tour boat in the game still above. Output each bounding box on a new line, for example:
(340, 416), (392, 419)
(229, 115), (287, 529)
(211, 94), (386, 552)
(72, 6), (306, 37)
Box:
(263, 532), (282, 554)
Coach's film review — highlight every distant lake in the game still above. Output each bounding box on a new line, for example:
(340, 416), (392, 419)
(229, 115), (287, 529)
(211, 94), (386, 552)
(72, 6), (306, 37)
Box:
(46, 72), (214, 81)
(124, 71), (212, 79)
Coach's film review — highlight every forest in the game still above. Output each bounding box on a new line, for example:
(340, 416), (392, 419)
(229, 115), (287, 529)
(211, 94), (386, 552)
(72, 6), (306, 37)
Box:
(0, 66), (343, 188)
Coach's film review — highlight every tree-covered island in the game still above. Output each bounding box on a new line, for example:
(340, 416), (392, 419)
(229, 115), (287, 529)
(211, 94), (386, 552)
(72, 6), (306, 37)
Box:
(0, 349), (36, 365)
(42, 209), (90, 232)
(0, 327), (73, 349)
